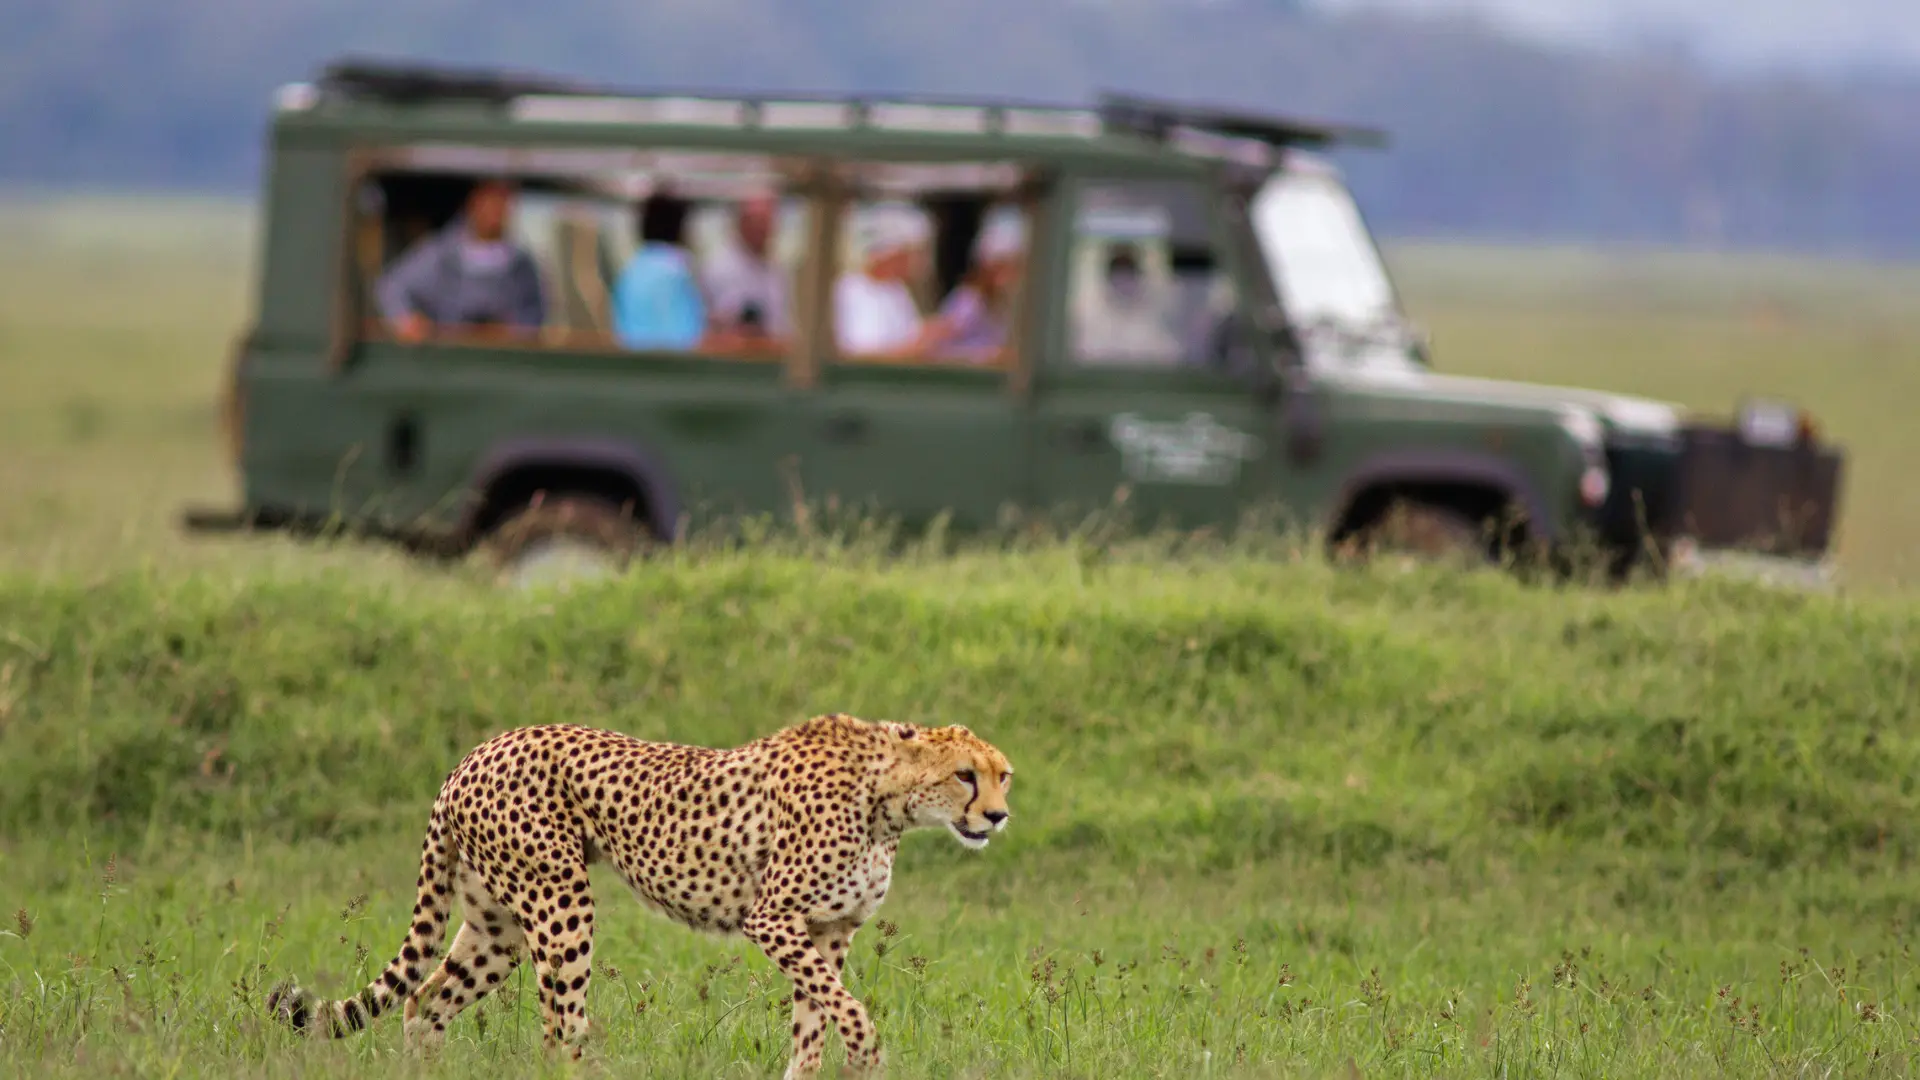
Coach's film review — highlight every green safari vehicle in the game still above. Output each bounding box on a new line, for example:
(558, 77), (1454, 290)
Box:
(185, 57), (1846, 583)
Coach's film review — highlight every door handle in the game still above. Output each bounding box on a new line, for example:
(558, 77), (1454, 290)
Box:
(824, 412), (869, 443)
(1053, 419), (1106, 452)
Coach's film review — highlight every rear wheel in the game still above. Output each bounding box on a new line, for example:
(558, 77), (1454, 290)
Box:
(483, 493), (649, 590)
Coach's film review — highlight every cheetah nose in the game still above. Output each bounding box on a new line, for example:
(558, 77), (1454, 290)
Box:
(984, 810), (1009, 826)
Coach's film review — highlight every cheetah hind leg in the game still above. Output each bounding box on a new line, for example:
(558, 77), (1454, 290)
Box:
(401, 866), (527, 1055)
(491, 853), (597, 1060)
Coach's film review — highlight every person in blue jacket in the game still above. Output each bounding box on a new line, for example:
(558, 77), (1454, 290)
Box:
(612, 188), (707, 351)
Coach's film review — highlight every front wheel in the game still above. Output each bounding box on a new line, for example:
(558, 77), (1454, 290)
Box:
(483, 494), (649, 590)
(1335, 499), (1492, 568)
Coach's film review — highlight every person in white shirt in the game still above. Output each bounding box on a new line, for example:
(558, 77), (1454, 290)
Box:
(931, 211), (1026, 364)
(701, 190), (791, 343)
(834, 203), (954, 358)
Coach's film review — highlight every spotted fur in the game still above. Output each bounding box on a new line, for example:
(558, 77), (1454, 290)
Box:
(265, 713), (1013, 1078)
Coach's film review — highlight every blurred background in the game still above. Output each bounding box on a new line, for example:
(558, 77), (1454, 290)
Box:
(8, 0), (1919, 253)
(2, 0), (1918, 580)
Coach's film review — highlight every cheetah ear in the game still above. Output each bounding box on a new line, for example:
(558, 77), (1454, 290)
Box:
(879, 721), (918, 741)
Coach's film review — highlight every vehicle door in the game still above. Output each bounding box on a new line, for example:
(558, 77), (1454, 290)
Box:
(1027, 175), (1273, 533)
(322, 150), (815, 538)
(792, 171), (1030, 534)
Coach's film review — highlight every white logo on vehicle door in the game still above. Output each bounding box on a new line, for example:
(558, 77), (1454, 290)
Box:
(1108, 412), (1263, 485)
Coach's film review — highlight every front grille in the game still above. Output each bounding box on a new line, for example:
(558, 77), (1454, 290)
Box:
(1669, 424), (1845, 557)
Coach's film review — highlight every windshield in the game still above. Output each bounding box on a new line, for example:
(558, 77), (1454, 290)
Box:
(1250, 167), (1419, 373)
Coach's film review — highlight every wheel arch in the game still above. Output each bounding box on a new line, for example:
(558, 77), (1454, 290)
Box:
(1326, 450), (1556, 548)
(458, 437), (683, 547)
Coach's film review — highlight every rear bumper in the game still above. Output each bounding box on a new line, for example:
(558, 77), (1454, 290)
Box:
(1589, 425), (1845, 563)
(178, 503), (469, 557)
(180, 505), (279, 533)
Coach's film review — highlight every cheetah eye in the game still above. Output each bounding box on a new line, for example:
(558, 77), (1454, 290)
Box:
(999, 772), (1011, 787)
(954, 769), (976, 785)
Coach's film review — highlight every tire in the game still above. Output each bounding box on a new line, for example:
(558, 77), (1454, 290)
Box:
(1336, 499), (1491, 568)
(483, 494), (649, 590)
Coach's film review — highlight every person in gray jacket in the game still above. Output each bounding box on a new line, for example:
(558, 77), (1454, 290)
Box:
(376, 177), (548, 342)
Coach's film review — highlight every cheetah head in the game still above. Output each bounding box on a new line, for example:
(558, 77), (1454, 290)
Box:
(882, 722), (1014, 850)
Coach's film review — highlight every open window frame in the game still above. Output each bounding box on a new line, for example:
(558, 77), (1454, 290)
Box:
(333, 142), (821, 371)
(1038, 167), (1284, 394)
(805, 158), (1051, 389)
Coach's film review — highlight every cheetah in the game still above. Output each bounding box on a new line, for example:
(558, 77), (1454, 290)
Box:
(265, 713), (1013, 1078)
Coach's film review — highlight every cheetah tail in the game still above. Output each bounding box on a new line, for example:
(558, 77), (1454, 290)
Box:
(266, 798), (459, 1039)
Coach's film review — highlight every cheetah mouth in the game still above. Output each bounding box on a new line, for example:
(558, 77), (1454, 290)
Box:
(949, 823), (992, 846)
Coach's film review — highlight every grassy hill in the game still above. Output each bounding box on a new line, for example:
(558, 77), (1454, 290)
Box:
(1, 555), (1916, 1076)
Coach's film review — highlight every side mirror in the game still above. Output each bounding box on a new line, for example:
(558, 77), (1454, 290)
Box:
(1409, 324), (1434, 367)
(1245, 312), (1301, 408)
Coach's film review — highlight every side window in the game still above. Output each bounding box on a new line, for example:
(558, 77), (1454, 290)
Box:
(351, 147), (811, 361)
(1066, 180), (1240, 371)
(828, 161), (1032, 368)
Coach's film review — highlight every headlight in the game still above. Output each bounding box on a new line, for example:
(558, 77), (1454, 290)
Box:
(1557, 407), (1610, 508)
(1578, 465), (1611, 507)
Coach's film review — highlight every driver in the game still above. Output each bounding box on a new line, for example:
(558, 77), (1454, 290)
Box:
(1073, 245), (1180, 364)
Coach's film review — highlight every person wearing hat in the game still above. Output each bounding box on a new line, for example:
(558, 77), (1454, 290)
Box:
(930, 210), (1026, 363)
(833, 203), (949, 358)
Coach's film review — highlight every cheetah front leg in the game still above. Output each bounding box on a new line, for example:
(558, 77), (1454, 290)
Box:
(743, 910), (882, 1079)
(786, 919), (859, 1079)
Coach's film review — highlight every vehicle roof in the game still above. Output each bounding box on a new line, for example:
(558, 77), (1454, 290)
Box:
(270, 56), (1389, 177)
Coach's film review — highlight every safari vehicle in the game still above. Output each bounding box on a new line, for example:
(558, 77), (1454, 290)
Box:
(185, 56), (1846, 583)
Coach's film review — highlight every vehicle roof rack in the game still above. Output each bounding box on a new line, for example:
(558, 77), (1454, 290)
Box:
(307, 57), (1388, 156)
(1096, 91), (1389, 150)
(317, 56), (601, 104)
(314, 56), (1084, 114)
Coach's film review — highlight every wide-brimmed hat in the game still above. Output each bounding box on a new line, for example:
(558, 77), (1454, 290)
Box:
(973, 212), (1026, 263)
(855, 202), (932, 260)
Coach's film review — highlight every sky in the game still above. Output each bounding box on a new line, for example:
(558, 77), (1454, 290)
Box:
(1322, 0), (1920, 72)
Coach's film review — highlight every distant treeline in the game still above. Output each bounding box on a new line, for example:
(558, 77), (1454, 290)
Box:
(7, 0), (1918, 256)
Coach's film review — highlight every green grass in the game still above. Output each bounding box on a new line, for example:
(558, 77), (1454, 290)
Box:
(2, 556), (1919, 1077)
(4, 195), (1920, 1077)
